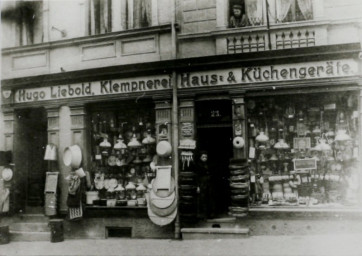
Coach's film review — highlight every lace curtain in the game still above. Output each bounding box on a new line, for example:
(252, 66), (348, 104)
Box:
(275, 0), (292, 22)
(89, 0), (112, 35)
(245, 0), (263, 26)
(134, 0), (152, 28)
(297, 0), (313, 20)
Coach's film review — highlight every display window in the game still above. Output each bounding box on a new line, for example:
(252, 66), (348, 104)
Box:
(87, 100), (156, 207)
(246, 91), (360, 207)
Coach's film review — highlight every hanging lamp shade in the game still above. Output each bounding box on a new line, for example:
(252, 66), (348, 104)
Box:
(274, 139), (289, 149)
(114, 139), (127, 150)
(256, 132), (269, 143)
(100, 137), (111, 148)
(142, 135), (156, 145)
(335, 130), (351, 141)
(128, 134), (142, 148)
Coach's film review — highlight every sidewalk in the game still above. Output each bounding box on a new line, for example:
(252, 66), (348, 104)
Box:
(1, 233), (362, 256)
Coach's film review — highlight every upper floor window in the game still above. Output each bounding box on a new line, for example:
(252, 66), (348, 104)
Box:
(228, 0), (313, 28)
(274, 0), (313, 23)
(125, 0), (152, 29)
(88, 0), (112, 35)
(229, 0), (263, 28)
(88, 0), (152, 35)
(13, 1), (43, 46)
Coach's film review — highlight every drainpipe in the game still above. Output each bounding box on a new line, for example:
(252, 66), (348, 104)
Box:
(171, 0), (180, 239)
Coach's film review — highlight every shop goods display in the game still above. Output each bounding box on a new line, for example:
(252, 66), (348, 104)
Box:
(44, 172), (59, 216)
(1, 168), (13, 182)
(0, 180), (10, 213)
(87, 107), (157, 207)
(146, 165), (177, 225)
(229, 159), (250, 217)
(179, 170), (197, 221)
(63, 145), (82, 169)
(246, 93), (359, 207)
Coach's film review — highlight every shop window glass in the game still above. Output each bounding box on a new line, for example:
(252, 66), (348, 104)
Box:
(87, 101), (156, 208)
(229, 0), (264, 28)
(14, 0), (43, 46)
(273, 0), (313, 23)
(88, 0), (112, 35)
(247, 92), (359, 207)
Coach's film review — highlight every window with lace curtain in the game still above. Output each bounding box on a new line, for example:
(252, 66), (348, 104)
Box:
(271, 0), (313, 23)
(122, 0), (152, 29)
(88, 0), (112, 35)
(88, 0), (152, 35)
(14, 1), (43, 46)
(228, 0), (264, 28)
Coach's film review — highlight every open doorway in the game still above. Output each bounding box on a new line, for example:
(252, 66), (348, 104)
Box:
(14, 108), (47, 213)
(196, 99), (233, 217)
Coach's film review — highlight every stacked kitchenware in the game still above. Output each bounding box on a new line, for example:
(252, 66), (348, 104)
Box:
(179, 170), (197, 222)
(146, 164), (177, 226)
(229, 159), (249, 217)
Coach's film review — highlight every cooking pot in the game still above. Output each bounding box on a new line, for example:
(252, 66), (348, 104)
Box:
(1, 168), (13, 182)
(233, 136), (245, 149)
(63, 145), (82, 168)
(156, 141), (172, 157)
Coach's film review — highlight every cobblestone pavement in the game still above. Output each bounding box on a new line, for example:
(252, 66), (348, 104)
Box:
(1, 233), (362, 256)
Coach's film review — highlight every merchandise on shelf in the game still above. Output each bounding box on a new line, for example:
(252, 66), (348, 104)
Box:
(246, 92), (359, 207)
(87, 103), (156, 207)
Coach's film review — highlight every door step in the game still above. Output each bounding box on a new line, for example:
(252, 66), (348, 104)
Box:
(18, 214), (49, 223)
(8, 214), (51, 242)
(10, 230), (50, 242)
(204, 217), (237, 228)
(10, 222), (50, 232)
(181, 227), (249, 240)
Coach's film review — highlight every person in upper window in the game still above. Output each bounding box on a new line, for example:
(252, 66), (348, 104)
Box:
(229, 4), (249, 28)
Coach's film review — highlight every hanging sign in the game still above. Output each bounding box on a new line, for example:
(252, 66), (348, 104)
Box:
(178, 59), (358, 88)
(13, 75), (172, 103)
(181, 123), (193, 137)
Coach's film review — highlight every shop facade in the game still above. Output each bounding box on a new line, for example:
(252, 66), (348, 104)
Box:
(2, 0), (362, 241)
(1, 41), (362, 239)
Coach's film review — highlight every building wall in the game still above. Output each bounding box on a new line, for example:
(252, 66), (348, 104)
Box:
(177, 0), (362, 58)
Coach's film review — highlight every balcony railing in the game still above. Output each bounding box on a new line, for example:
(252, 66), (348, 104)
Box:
(226, 28), (316, 54)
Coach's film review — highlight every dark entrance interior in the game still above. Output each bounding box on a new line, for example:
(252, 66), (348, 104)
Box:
(196, 99), (233, 216)
(15, 108), (47, 213)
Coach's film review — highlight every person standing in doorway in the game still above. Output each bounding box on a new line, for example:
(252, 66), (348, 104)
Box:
(196, 151), (215, 219)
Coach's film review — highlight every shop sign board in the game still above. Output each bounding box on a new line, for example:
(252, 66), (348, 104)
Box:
(14, 75), (172, 103)
(178, 59), (358, 88)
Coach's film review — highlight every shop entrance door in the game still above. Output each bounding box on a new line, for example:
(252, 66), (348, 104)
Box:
(196, 99), (233, 217)
(15, 108), (47, 213)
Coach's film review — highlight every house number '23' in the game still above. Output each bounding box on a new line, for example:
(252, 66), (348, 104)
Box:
(211, 110), (221, 117)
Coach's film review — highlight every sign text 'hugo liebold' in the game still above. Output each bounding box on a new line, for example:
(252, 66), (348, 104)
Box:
(14, 75), (172, 103)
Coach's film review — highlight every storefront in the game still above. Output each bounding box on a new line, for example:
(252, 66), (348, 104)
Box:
(1, 43), (362, 239)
